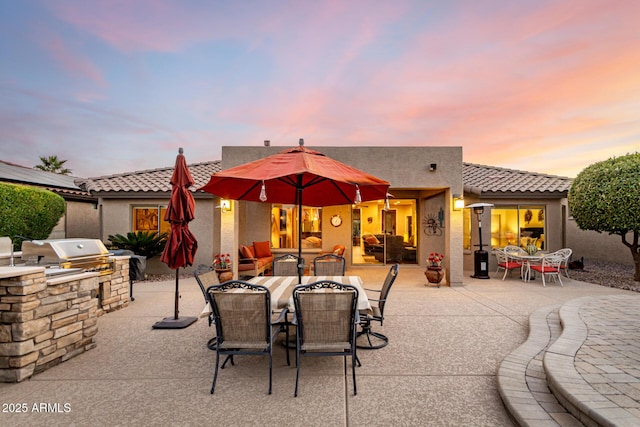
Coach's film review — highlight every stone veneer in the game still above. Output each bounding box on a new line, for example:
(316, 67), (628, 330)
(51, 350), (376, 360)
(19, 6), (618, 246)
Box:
(0, 256), (131, 382)
(96, 256), (131, 316)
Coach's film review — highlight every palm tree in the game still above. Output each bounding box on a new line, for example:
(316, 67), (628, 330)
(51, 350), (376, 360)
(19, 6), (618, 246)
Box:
(34, 155), (72, 175)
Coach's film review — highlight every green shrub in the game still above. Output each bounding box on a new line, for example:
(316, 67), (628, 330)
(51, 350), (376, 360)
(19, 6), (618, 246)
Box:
(0, 182), (66, 250)
(569, 152), (640, 281)
(107, 231), (168, 259)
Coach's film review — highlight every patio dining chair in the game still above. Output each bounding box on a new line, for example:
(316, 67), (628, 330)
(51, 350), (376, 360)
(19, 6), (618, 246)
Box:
(555, 248), (573, 278)
(529, 254), (564, 287)
(273, 253), (303, 276)
(206, 280), (290, 395)
(357, 263), (399, 349)
(292, 280), (359, 397)
(313, 253), (346, 276)
(194, 264), (220, 350)
(493, 249), (524, 280)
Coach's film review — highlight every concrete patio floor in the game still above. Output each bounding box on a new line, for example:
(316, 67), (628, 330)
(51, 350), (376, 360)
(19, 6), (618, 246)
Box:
(0, 265), (634, 427)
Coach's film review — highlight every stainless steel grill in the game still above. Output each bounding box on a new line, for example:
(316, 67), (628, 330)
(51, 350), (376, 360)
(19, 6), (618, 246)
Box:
(21, 238), (114, 276)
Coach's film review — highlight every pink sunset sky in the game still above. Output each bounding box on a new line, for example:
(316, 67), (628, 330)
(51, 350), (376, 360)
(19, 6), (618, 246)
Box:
(0, 0), (638, 178)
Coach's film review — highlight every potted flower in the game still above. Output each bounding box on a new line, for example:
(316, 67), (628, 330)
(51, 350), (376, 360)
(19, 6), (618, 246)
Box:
(425, 252), (445, 286)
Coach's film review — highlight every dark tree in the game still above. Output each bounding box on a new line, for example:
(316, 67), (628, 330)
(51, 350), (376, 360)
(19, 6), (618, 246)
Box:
(34, 155), (72, 175)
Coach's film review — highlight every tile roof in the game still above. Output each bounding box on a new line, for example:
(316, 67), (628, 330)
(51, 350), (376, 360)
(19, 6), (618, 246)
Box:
(463, 162), (572, 197)
(77, 160), (571, 198)
(78, 161), (221, 194)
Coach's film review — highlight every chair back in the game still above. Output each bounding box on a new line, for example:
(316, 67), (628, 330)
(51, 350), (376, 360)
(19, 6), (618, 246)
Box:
(555, 248), (572, 262)
(195, 264), (220, 326)
(195, 264), (220, 298)
(504, 245), (527, 256)
(293, 281), (358, 348)
(207, 281), (270, 346)
(313, 254), (346, 276)
(493, 249), (508, 265)
(542, 254), (563, 270)
(377, 264), (399, 317)
(273, 254), (303, 276)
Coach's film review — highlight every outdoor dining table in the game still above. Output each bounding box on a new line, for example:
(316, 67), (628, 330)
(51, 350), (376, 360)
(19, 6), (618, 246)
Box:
(199, 275), (372, 320)
(247, 275), (371, 314)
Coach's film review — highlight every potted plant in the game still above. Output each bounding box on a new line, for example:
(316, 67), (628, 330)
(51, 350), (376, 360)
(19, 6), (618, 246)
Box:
(425, 252), (445, 286)
(525, 239), (538, 256)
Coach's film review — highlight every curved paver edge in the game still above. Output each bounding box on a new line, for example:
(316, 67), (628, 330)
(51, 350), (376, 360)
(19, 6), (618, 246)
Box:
(498, 304), (561, 427)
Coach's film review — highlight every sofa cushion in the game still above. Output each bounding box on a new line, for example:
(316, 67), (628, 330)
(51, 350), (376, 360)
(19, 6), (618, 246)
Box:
(253, 241), (272, 258)
(240, 245), (255, 259)
(257, 258), (272, 268)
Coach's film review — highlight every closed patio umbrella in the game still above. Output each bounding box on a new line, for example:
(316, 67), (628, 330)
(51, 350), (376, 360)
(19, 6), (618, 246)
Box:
(199, 140), (390, 281)
(153, 148), (199, 329)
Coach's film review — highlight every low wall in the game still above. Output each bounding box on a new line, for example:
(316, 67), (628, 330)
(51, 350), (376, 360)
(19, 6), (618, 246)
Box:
(0, 258), (131, 382)
(566, 219), (634, 266)
(97, 256), (131, 315)
(0, 268), (99, 382)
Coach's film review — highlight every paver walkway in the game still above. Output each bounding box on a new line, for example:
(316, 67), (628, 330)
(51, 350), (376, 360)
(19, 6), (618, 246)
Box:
(500, 294), (640, 427)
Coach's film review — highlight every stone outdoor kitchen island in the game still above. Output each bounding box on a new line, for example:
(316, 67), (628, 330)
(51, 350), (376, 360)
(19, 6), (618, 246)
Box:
(0, 256), (130, 382)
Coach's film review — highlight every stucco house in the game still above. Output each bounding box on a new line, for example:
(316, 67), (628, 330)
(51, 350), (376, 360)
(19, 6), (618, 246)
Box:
(5, 147), (627, 281)
(76, 145), (582, 285)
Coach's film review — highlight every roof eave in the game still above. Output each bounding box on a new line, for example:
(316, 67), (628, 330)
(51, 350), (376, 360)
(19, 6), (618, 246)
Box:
(464, 188), (569, 199)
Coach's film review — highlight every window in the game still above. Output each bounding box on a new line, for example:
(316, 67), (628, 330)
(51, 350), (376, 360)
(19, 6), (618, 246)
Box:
(270, 205), (322, 249)
(490, 206), (546, 250)
(463, 208), (472, 251)
(132, 206), (170, 234)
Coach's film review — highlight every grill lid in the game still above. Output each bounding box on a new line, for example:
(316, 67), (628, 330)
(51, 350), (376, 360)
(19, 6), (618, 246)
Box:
(21, 238), (110, 263)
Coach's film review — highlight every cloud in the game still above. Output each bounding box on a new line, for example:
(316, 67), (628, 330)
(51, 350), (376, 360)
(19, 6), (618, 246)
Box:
(38, 34), (105, 87)
(3, 0), (639, 178)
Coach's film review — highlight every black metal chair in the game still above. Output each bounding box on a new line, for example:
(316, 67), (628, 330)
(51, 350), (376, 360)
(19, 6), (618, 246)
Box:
(357, 263), (399, 350)
(194, 264), (220, 350)
(313, 253), (346, 276)
(292, 280), (359, 397)
(206, 280), (289, 395)
(273, 253), (303, 276)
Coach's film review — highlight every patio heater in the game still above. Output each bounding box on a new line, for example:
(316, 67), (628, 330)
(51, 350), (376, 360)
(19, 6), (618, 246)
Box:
(467, 203), (494, 279)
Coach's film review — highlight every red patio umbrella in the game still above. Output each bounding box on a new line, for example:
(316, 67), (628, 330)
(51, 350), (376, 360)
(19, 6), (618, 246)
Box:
(153, 148), (199, 329)
(199, 140), (390, 280)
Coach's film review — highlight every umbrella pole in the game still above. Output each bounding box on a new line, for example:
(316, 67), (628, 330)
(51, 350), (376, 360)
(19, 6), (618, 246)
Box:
(297, 182), (303, 282)
(152, 265), (196, 329)
(174, 267), (179, 319)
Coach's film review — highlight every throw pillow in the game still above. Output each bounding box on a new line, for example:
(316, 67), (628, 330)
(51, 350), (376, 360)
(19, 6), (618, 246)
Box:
(365, 236), (378, 245)
(241, 245), (255, 259)
(253, 241), (272, 258)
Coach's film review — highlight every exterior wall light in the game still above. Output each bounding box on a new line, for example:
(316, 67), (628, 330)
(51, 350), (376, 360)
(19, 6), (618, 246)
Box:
(453, 194), (464, 210)
(218, 199), (232, 213)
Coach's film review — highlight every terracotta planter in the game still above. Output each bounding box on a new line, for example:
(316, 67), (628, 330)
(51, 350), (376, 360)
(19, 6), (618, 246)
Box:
(425, 267), (445, 286)
(215, 268), (233, 282)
